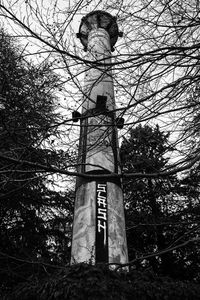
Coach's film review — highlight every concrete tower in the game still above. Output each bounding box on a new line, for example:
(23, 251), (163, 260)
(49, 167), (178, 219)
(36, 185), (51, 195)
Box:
(71, 11), (128, 265)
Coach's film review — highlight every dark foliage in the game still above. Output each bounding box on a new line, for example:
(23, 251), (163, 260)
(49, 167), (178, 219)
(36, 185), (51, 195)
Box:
(0, 29), (73, 290)
(120, 125), (200, 280)
(2, 263), (200, 300)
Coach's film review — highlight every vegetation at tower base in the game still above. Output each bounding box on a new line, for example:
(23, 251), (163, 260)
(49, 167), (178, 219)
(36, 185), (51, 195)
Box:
(0, 28), (73, 291)
(120, 124), (200, 281)
(3, 263), (200, 300)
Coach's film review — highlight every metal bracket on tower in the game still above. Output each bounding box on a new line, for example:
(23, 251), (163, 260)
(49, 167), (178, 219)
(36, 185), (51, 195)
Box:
(116, 117), (125, 129)
(72, 111), (81, 122)
(96, 95), (107, 112)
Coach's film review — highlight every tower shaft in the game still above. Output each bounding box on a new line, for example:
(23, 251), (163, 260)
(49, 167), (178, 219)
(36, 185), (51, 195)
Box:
(71, 11), (128, 265)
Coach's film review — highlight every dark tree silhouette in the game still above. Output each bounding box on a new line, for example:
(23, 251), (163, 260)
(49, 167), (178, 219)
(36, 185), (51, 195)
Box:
(121, 124), (200, 280)
(0, 29), (74, 289)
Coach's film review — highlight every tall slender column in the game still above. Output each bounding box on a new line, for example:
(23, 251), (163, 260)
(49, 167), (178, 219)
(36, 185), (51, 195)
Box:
(71, 11), (128, 265)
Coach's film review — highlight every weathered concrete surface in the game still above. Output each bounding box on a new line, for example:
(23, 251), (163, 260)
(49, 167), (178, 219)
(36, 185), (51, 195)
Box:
(107, 182), (128, 264)
(71, 182), (96, 264)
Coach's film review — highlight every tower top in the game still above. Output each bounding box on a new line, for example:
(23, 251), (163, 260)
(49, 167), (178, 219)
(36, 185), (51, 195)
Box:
(76, 11), (123, 50)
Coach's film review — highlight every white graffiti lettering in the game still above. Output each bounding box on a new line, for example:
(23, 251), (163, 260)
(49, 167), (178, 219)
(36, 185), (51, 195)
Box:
(97, 196), (107, 208)
(97, 208), (107, 220)
(97, 220), (107, 245)
(96, 182), (107, 247)
(97, 183), (106, 192)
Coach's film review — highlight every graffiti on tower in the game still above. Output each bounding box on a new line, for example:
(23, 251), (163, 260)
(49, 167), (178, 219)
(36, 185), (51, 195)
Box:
(96, 181), (108, 262)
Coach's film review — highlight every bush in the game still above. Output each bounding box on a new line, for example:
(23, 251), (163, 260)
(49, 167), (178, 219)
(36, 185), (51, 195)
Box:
(3, 263), (200, 300)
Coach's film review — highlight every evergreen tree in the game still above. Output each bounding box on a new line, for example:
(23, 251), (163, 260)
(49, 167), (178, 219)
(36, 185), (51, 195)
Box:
(120, 124), (200, 280)
(0, 29), (73, 289)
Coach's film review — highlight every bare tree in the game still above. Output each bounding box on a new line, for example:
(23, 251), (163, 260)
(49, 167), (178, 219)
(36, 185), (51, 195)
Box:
(0, 0), (200, 181)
